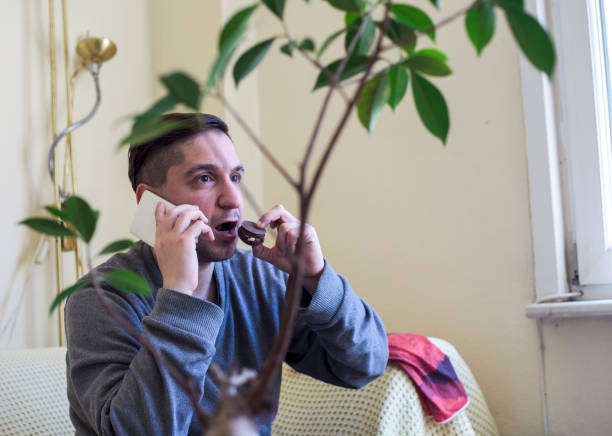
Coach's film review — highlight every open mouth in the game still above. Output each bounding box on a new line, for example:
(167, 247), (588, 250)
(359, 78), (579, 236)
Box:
(214, 221), (238, 235)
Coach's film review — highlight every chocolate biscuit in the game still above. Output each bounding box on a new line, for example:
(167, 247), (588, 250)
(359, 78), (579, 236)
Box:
(238, 221), (266, 246)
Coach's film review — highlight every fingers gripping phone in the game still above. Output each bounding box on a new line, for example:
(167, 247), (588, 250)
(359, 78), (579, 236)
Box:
(130, 190), (175, 246)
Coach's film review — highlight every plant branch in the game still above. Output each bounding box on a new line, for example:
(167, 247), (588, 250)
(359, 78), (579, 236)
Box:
(215, 91), (299, 190)
(245, 219), (307, 416)
(245, 1), (388, 417)
(240, 182), (264, 218)
(84, 246), (210, 429)
(431, 1), (481, 35)
(339, 58), (404, 89)
(292, 41), (350, 103)
(380, 1), (480, 53)
(301, 4), (377, 183)
(308, 0), (392, 202)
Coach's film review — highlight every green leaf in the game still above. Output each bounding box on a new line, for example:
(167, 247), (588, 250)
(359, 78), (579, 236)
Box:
(219, 4), (259, 51)
(411, 72), (449, 143)
(61, 196), (99, 243)
(391, 4), (435, 41)
(262, 0), (285, 19)
(49, 278), (91, 315)
(19, 218), (75, 238)
(207, 4), (259, 88)
(160, 72), (201, 110)
(316, 28), (346, 60)
(44, 205), (69, 222)
(102, 269), (151, 296)
(415, 48), (448, 61)
(387, 65), (409, 111)
(119, 120), (183, 148)
(233, 37), (276, 87)
(131, 95), (178, 132)
(357, 73), (390, 134)
(385, 19), (417, 54)
(281, 41), (296, 57)
(496, 0), (524, 8)
(298, 38), (316, 52)
(326, 0), (364, 13)
(465, 1), (496, 55)
(207, 49), (233, 89)
(98, 239), (138, 256)
(345, 14), (375, 56)
(498, 2), (555, 76)
(313, 55), (369, 90)
(404, 50), (452, 76)
(345, 11), (359, 25)
(123, 95), (179, 150)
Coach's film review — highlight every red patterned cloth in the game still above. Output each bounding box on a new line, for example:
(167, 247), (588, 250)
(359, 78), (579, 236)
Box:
(387, 333), (469, 424)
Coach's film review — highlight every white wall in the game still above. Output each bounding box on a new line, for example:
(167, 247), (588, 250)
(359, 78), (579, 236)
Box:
(0, 0), (152, 348)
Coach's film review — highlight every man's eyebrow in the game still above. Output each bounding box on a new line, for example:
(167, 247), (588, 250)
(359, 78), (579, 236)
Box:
(185, 163), (245, 177)
(186, 164), (218, 177)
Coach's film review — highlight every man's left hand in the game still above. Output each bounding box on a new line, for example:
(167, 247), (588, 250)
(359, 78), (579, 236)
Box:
(252, 205), (324, 295)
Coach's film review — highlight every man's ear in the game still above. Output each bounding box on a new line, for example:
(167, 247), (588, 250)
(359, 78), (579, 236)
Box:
(135, 184), (157, 204)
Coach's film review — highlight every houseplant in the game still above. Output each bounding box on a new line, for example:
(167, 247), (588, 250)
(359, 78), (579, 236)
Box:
(21, 0), (554, 433)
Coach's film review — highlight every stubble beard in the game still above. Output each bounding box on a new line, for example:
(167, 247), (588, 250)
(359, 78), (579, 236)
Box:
(195, 236), (237, 264)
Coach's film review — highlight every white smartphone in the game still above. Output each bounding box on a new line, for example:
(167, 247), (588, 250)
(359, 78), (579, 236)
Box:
(130, 190), (175, 246)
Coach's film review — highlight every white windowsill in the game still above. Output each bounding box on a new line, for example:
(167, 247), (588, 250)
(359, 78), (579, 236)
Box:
(525, 299), (612, 319)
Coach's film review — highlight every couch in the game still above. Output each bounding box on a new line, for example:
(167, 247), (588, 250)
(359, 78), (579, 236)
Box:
(0, 338), (498, 435)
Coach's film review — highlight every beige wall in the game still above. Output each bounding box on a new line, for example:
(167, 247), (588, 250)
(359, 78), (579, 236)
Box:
(1, 0), (55, 349)
(149, 0), (264, 222)
(541, 318), (612, 436)
(253, 1), (612, 435)
(0, 0), (152, 348)
(4, 1), (612, 435)
(256, 2), (541, 431)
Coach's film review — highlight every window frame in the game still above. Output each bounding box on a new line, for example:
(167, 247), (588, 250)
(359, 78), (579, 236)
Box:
(521, 0), (568, 302)
(559, 0), (612, 288)
(523, 0), (612, 317)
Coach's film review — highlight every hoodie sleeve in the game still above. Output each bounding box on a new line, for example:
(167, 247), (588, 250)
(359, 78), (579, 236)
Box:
(285, 260), (388, 388)
(65, 286), (223, 435)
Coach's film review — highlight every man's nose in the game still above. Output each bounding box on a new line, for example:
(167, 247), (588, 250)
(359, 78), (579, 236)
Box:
(218, 179), (242, 209)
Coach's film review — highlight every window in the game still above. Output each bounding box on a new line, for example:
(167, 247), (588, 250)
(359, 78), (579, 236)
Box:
(559, 0), (612, 293)
(598, 0), (612, 250)
(524, 0), (612, 316)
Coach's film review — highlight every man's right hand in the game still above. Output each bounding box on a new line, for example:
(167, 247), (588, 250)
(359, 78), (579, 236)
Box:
(153, 202), (214, 295)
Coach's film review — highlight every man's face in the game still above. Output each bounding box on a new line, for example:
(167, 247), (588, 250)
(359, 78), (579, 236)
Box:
(160, 130), (244, 263)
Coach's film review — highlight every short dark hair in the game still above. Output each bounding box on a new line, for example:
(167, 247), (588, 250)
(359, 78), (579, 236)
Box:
(128, 113), (230, 192)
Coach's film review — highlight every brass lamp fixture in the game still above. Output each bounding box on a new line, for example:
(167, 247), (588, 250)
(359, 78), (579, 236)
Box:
(48, 36), (117, 199)
(47, 0), (117, 345)
(76, 37), (117, 65)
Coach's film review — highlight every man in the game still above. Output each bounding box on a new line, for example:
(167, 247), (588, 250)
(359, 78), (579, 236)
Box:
(65, 113), (388, 435)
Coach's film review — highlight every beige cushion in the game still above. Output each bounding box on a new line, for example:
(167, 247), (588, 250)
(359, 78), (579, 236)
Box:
(0, 338), (498, 436)
(0, 347), (74, 435)
(271, 337), (499, 436)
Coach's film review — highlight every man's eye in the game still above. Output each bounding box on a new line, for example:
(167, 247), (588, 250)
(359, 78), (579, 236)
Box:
(198, 174), (211, 182)
(231, 174), (242, 183)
